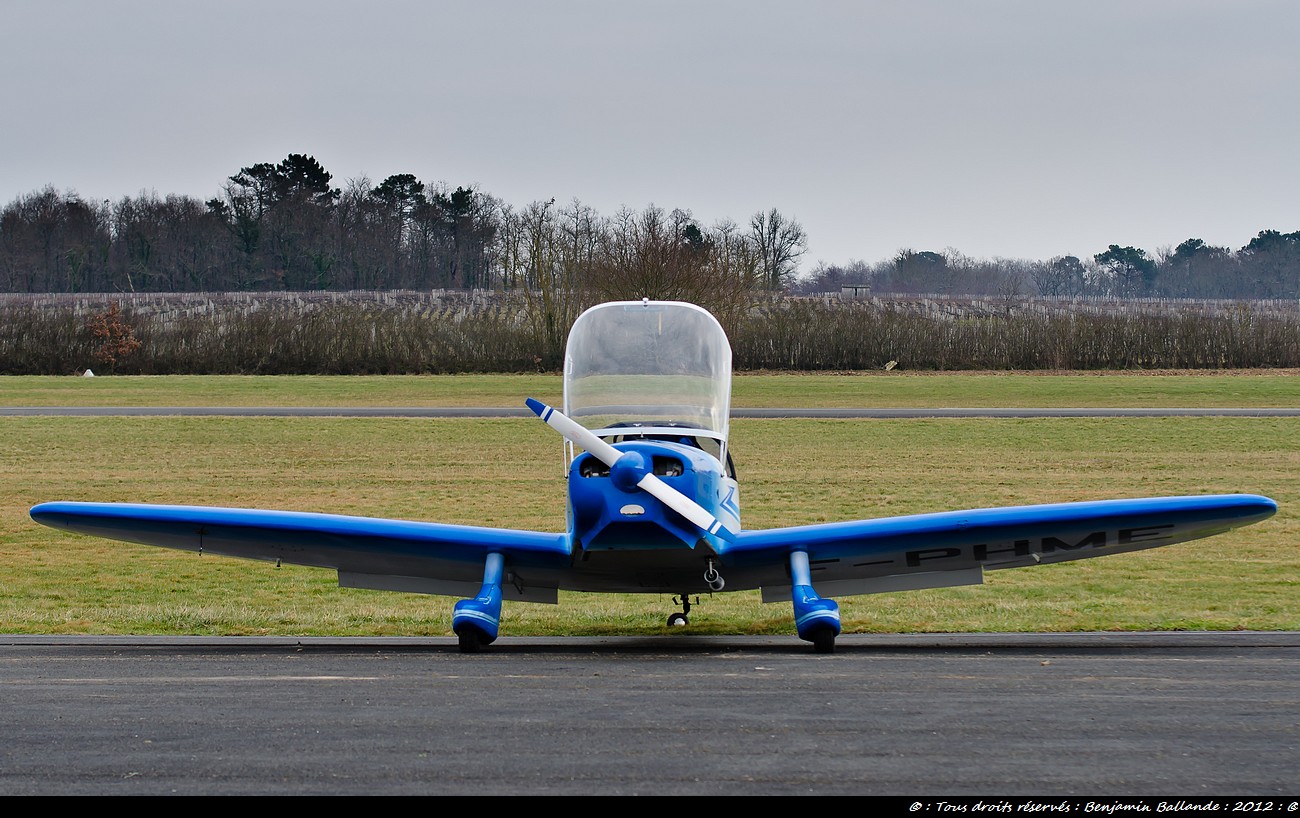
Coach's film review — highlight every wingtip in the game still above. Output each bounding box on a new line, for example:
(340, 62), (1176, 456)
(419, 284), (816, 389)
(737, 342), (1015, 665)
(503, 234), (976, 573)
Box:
(29, 501), (63, 520)
(524, 397), (547, 417)
(1248, 494), (1279, 518)
(29, 501), (75, 527)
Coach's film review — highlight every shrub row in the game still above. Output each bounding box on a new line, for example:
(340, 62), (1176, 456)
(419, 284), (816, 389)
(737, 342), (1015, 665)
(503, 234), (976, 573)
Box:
(2, 291), (1299, 374)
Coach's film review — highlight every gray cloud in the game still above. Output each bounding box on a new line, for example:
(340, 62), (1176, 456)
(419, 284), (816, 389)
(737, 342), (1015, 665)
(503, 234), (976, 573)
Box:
(2, 0), (1297, 272)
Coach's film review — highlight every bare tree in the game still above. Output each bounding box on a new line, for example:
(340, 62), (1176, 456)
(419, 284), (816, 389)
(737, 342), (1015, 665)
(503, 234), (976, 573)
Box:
(1033, 255), (1087, 298)
(109, 192), (228, 292)
(587, 206), (758, 322)
(749, 208), (807, 290)
(0, 187), (111, 292)
(513, 198), (588, 364)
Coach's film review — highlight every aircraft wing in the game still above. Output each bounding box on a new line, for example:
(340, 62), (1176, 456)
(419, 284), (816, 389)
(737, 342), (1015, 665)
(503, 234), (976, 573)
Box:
(29, 502), (572, 603)
(720, 494), (1277, 601)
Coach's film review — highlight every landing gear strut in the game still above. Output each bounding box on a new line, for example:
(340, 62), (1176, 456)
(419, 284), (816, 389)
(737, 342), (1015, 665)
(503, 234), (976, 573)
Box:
(789, 550), (841, 653)
(452, 552), (504, 653)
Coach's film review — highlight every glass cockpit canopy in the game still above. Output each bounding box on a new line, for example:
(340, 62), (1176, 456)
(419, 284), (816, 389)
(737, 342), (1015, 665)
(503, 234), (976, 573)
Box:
(563, 300), (732, 444)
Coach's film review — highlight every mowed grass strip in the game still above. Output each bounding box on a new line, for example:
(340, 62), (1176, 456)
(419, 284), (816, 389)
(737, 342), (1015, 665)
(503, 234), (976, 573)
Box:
(5, 370), (1300, 408)
(3, 413), (1296, 636)
(1, 373), (563, 408)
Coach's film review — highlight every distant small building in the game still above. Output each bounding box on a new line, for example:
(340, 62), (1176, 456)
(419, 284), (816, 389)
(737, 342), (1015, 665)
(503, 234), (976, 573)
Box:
(840, 285), (871, 298)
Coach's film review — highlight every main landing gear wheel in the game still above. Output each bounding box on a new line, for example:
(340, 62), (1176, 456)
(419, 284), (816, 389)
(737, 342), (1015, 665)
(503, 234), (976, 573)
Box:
(810, 627), (836, 654)
(456, 627), (488, 653)
(667, 612), (688, 627)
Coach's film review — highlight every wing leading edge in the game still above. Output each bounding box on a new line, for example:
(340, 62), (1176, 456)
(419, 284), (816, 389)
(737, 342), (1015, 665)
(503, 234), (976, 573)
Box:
(719, 494), (1277, 601)
(29, 502), (572, 603)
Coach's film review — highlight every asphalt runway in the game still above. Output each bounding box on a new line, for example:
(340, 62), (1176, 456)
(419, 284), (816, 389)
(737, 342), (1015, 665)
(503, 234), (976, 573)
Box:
(1, 632), (1296, 796)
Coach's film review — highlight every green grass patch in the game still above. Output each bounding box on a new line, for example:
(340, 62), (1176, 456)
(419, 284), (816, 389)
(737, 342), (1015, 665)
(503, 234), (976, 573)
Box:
(0, 373), (564, 407)
(4, 369), (1300, 407)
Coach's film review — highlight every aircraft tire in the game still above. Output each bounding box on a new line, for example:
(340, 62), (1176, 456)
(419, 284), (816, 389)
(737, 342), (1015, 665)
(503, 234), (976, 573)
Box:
(457, 627), (487, 653)
(811, 627), (836, 654)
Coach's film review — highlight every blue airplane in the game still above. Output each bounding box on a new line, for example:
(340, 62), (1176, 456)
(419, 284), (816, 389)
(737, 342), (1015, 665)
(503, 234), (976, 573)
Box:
(30, 300), (1277, 653)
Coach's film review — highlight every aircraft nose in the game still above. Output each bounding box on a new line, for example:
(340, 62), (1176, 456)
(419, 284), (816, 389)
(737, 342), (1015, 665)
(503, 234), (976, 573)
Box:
(610, 451), (648, 493)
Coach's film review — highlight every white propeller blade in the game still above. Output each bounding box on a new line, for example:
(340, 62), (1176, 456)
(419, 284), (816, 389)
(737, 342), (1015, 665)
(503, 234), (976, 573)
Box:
(526, 397), (622, 465)
(634, 471), (735, 540)
(526, 398), (736, 542)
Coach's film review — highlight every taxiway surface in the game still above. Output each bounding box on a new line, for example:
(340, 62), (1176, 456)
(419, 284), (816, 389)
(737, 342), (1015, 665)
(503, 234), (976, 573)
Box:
(1, 632), (1296, 796)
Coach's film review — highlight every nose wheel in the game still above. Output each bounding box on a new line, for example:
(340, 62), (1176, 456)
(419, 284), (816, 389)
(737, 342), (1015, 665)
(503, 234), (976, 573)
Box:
(668, 595), (694, 626)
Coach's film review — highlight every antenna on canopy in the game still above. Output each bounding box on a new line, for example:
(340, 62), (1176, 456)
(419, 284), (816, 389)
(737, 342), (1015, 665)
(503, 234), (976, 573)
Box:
(642, 297), (649, 306)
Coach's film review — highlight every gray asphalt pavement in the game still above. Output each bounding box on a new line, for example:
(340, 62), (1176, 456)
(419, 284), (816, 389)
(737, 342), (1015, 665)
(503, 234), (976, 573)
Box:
(1, 632), (1296, 796)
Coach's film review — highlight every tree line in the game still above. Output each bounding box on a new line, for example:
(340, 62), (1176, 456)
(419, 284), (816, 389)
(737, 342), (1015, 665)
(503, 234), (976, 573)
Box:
(5, 152), (1296, 303)
(796, 234), (1300, 301)
(0, 154), (807, 314)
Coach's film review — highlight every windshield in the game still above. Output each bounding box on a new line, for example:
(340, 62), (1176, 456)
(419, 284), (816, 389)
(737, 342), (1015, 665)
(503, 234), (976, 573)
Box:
(563, 300), (732, 444)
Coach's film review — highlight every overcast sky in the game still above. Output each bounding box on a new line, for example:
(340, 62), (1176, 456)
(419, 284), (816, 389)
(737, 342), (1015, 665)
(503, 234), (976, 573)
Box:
(3, 1), (1298, 275)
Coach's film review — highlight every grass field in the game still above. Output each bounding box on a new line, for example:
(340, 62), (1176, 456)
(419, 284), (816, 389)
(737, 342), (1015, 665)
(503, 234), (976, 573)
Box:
(5, 369), (1300, 407)
(2, 372), (1297, 637)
